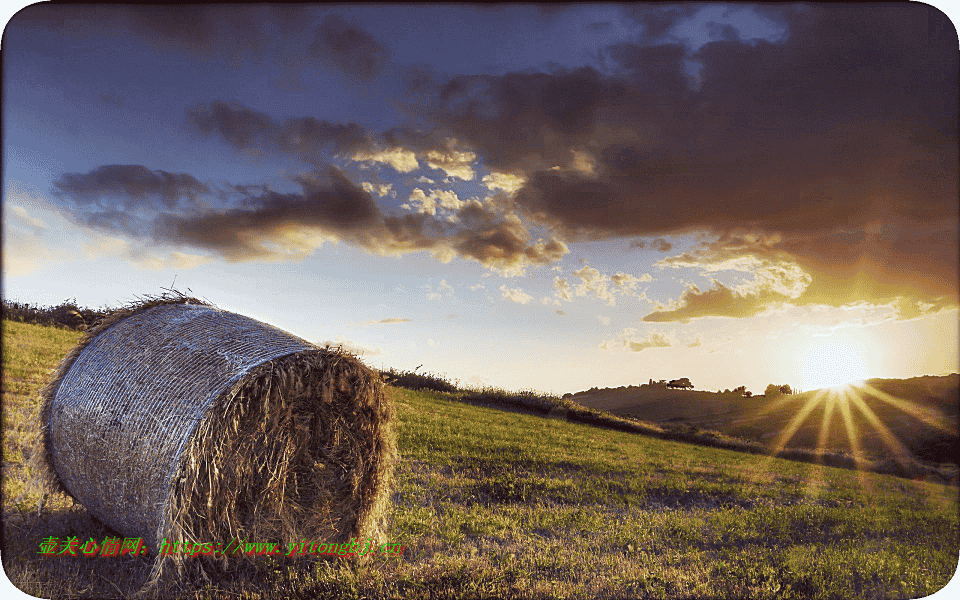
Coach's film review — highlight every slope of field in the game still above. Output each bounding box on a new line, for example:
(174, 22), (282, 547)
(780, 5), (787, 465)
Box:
(2, 319), (959, 599)
(571, 377), (959, 466)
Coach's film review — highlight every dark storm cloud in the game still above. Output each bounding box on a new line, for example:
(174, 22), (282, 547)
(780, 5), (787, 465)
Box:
(422, 66), (617, 174)
(14, 4), (305, 63)
(50, 164), (566, 272)
(630, 237), (673, 251)
(51, 165), (383, 261)
(187, 101), (373, 161)
(153, 168), (382, 261)
(53, 165), (209, 210)
(409, 4), (957, 312)
(620, 4), (703, 39)
(452, 200), (568, 271)
(308, 15), (389, 80)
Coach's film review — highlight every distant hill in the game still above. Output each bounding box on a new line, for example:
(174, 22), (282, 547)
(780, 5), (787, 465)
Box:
(569, 374), (959, 465)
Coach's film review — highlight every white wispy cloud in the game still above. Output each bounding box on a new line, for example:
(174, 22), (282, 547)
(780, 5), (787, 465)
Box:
(500, 284), (533, 304)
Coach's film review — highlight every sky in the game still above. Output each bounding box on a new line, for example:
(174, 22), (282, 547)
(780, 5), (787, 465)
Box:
(3, 2), (959, 396)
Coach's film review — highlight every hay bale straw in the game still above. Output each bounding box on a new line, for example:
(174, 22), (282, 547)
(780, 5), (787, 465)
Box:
(32, 295), (396, 582)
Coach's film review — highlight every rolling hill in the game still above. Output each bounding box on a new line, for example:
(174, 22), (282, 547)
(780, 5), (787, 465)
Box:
(569, 376), (959, 467)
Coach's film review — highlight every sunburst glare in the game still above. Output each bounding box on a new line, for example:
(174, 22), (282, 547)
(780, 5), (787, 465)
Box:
(796, 334), (872, 391)
(741, 375), (956, 500)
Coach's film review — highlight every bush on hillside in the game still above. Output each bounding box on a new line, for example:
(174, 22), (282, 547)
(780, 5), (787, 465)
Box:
(380, 367), (458, 393)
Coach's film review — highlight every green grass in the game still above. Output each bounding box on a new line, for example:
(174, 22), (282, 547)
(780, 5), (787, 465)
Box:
(2, 319), (958, 598)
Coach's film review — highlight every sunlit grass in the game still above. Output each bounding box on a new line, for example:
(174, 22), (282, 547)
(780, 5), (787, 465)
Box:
(3, 319), (958, 599)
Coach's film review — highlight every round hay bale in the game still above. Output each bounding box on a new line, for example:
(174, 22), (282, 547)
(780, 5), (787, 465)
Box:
(32, 295), (396, 582)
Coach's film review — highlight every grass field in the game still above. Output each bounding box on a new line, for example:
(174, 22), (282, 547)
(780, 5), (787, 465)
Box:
(2, 319), (958, 599)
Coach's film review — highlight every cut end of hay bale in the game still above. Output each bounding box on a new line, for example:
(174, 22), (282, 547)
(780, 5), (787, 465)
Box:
(29, 293), (397, 585)
(166, 347), (397, 557)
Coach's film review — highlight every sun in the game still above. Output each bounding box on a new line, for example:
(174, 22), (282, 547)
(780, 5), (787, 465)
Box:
(797, 334), (871, 391)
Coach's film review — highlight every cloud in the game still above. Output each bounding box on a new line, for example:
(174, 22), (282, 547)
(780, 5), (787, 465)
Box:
(602, 328), (672, 352)
(426, 279), (455, 301)
(49, 162), (568, 274)
(53, 165), (209, 212)
(15, 5), (315, 67)
(500, 284), (533, 304)
(81, 235), (212, 270)
(625, 331), (671, 352)
(1, 230), (74, 276)
(424, 146), (477, 180)
(351, 147), (420, 173)
(644, 238), (814, 322)
(651, 238), (673, 252)
(482, 172), (526, 194)
(450, 199), (569, 276)
(187, 102), (483, 182)
(361, 182), (395, 198)
(553, 276), (573, 302)
(621, 4), (701, 39)
(9, 206), (47, 231)
(643, 281), (785, 323)
(403, 188), (465, 216)
(408, 5), (957, 312)
(35, 4), (956, 310)
(654, 228), (954, 320)
(153, 167), (381, 261)
(552, 266), (651, 305)
(308, 14), (389, 80)
(51, 164), (378, 261)
(357, 317), (412, 325)
(187, 101), (373, 163)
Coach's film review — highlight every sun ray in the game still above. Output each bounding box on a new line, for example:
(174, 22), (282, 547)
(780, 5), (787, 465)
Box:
(836, 390), (871, 490)
(846, 389), (919, 473)
(769, 390), (827, 456)
(750, 391), (806, 419)
(741, 391), (827, 496)
(816, 392), (838, 457)
(856, 382), (955, 435)
(802, 395), (838, 499)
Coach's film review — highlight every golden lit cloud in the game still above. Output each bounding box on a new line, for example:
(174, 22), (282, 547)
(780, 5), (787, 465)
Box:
(403, 188), (465, 216)
(601, 328), (672, 352)
(482, 172), (526, 194)
(425, 146), (476, 180)
(552, 266), (652, 306)
(351, 146), (420, 172)
(500, 284), (533, 305)
(360, 181), (395, 198)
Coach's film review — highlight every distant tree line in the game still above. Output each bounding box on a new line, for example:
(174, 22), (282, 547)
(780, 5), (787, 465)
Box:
(643, 378), (694, 389)
(1, 298), (111, 331)
(640, 379), (796, 398)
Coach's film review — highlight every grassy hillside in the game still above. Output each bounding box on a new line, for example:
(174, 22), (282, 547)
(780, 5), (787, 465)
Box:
(2, 319), (958, 599)
(572, 377), (959, 468)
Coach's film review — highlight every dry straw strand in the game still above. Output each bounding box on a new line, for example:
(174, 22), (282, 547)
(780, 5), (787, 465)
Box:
(29, 292), (396, 590)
